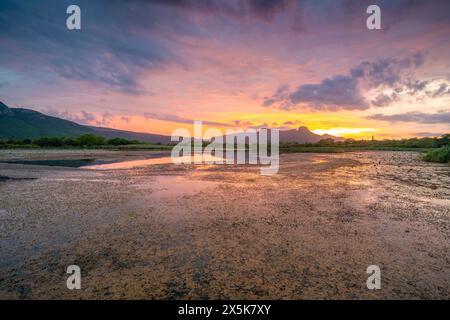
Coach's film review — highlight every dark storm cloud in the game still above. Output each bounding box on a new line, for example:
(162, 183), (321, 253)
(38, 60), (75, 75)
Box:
(367, 111), (450, 124)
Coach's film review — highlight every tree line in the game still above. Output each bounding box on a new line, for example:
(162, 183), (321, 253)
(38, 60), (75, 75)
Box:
(0, 134), (143, 148)
(1, 133), (449, 149)
(281, 134), (450, 149)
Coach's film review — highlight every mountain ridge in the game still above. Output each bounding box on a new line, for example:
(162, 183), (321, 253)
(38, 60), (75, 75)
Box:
(0, 101), (172, 143)
(0, 102), (343, 143)
(279, 126), (345, 143)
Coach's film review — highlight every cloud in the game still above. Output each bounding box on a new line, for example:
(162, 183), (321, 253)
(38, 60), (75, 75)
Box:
(152, 0), (294, 20)
(2, 0), (450, 123)
(171, 115), (284, 129)
(120, 116), (131, 123)
(245, 0), (293, 20)
(0, 0), (300, 96)
(405, 79), (429, 94)
(98, 111), (113, 126)
(80, 111), (97, 123)
(369, 79), (450, 107)
(262, 85), (290, 107)
(282, 119), (302, 126)
(0, 0), (184, 95)
(263, 54), (426, 111)
(367, 111), (450, 124)
(41, 107), (97, 125)
(371, 92), (399, 107)
(427, 83), (450, 98)
(232, 119), (301, 130)
(289, 75), (368, 110)
(40, 107), (116, 126)
(263, 75), (369, 111)
(143, 112), (233, 127)
(350, 54), (424, 88)
(232, 120), (257, 127)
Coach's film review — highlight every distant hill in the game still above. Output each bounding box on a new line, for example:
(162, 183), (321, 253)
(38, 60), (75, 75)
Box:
(223, 126), (344, 144)
(279, 126), (344, 143)
(0, 101), (94, 139)
(89, 126), (172, 144)
(0, 101), (172, 143)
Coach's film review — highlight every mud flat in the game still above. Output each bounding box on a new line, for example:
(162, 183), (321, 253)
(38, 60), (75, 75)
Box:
(0, 150), (449, 299)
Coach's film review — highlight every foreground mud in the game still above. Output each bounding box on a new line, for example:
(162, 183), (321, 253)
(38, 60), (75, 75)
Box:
(0, 150), (449, 299)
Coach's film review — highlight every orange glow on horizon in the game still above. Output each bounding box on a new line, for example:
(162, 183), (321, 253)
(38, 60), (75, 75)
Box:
(98, 111), (420, 140)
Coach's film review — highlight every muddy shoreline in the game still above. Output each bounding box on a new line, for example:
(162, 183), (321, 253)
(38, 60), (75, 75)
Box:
(0, 150), (449, 299)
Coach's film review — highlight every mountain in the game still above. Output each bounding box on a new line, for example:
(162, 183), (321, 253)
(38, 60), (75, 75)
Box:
(0, 101), (342, 144)
(0, 101), (94, 139)
(0, 101), (171, 143)
(89, 126), (172, 144)
(279, 126), (344, 143)
(222, 126), (343, 144)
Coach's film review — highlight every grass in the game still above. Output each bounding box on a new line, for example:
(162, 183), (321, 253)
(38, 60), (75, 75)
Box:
(423, 147), (450, 164)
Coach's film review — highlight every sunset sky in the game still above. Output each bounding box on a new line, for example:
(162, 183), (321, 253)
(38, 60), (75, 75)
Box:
(1, 0), (450, 139)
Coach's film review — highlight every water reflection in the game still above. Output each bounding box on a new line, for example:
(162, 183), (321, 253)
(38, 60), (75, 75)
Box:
(84, 154), (224, 170)
(1, 159), (94, 168)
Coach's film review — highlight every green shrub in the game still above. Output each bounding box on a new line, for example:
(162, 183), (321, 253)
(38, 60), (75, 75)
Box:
(437, 134), (450, 147)
(34, 137), (65, 147)
(75, 134), (106, 146)
(424, 146), (450, 164)
(107, 137), (139, 146)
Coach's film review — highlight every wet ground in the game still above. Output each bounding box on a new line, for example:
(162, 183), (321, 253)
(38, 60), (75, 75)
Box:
(0, 149), (449, 299)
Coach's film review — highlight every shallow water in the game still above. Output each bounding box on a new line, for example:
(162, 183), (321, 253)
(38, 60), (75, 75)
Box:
(84, 154), (224, 170)
(0, 159), (94, 167)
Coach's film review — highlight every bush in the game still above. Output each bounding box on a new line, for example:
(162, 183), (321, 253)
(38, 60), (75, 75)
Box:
(424, 146), (450, 164)
(34, 137), (65, 147)
(75, 134), (106, 146)
(107, 137), (139, 146)
(0, 135), (150, 148)
(437, 134), (450, 147)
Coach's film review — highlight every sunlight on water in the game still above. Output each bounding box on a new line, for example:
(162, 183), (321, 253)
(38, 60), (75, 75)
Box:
(84, 154), (224, 170)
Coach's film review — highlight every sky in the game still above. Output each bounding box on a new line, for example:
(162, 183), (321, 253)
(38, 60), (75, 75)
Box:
(1, 0), (450, 139)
